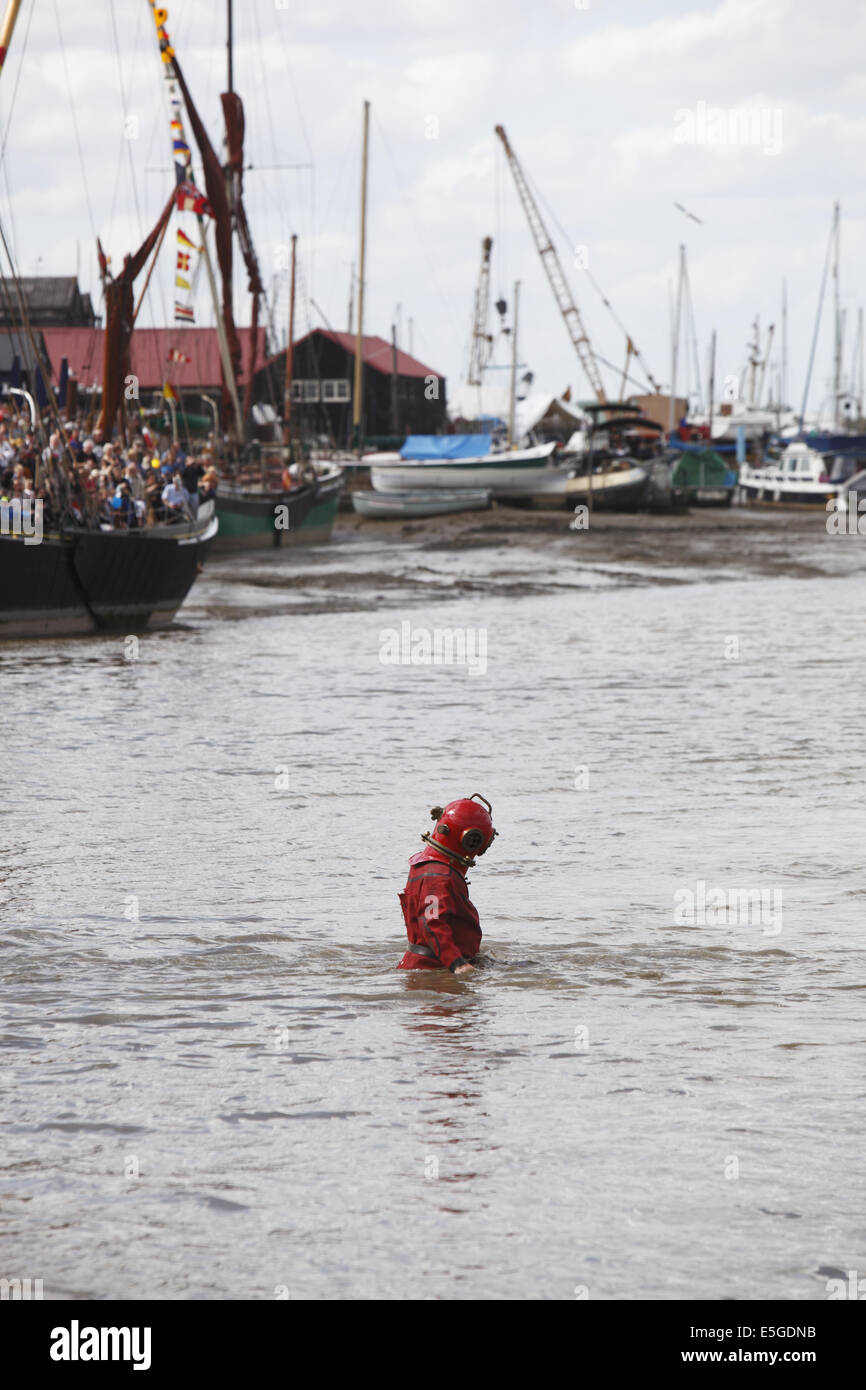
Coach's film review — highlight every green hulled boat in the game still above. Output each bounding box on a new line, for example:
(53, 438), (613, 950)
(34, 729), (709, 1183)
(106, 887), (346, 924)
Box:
(670, 449), (737, 506)
(213, 462), (344, 551)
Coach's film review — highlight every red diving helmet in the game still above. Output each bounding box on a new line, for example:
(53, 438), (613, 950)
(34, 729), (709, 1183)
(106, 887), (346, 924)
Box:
(421, 794), (497, 868)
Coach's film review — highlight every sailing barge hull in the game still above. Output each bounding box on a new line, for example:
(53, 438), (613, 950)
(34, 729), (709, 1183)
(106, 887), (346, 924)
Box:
(0, 520), (217, 640)
(213, 471), (344, 551)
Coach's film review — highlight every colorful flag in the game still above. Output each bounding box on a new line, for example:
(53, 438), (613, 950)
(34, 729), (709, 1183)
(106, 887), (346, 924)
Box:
(177, 227), (199, 251)
(174, 302), (195, 322)
(175, 274), (191, 291)
(175, 180), (212, 217)
(177, 251), (190, 272)
(168, 349), (191, 364)
(163, 382), (179, 402)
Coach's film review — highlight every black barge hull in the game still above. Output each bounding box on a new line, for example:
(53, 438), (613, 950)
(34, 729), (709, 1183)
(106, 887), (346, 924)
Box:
(0, 517), (217, 640)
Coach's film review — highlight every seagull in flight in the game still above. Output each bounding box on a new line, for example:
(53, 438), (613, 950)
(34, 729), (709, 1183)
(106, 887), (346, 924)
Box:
(674, 201), (703, 224)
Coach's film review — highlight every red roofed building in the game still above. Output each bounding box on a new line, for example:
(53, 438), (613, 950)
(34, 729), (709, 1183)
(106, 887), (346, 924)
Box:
(41, 326), (267, 396)
(255, 328), (447, 445)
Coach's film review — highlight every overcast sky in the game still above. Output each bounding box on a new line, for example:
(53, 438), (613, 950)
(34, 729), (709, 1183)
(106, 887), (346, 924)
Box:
(0, 0), (863, 420)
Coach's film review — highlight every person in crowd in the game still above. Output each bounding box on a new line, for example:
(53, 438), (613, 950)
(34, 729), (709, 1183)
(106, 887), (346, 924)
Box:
(0, 425), (15, 466)
(199, 465), (219, 502)
(180, 456), (203, 517)
(124, 460), (145, 501)
(161, 470), (190, 518)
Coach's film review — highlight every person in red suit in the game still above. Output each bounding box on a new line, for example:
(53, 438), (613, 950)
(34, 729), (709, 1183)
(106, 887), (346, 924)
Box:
(397, 795), (497, 976)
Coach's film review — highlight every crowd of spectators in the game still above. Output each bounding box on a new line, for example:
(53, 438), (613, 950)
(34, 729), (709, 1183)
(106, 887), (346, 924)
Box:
(0, 406), (219, 531)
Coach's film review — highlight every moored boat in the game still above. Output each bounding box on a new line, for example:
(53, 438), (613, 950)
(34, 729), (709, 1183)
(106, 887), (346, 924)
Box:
(351, 487), (491, 519)
(564, 459), (650, 508)
(564, 403), (670, 510)
(738, 437), (866, 506)
(0, 509), (217, 640)
(670, 448), (737, 506)
(367, 435), (571, 498)
(213, 461), (344, 550)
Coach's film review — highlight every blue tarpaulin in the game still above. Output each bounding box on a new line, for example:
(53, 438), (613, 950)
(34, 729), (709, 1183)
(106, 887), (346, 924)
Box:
(400, 434), (491, 460)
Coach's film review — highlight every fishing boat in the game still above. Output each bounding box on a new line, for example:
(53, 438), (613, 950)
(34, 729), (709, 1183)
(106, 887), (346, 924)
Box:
(351, 487), (491, 520)
(564, 403), (670, 510)
(366, 435), (571, 498)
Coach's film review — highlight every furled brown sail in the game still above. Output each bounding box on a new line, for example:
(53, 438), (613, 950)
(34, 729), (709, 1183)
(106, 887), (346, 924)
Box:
(97, 188), (175, 440)
(222, 90), (265, 423)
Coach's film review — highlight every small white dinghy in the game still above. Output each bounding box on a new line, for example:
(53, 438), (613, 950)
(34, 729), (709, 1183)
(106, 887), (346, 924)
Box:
(351, 488), (491, 520)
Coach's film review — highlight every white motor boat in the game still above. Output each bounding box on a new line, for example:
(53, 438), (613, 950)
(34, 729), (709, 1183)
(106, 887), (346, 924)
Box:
(739, 438), (866, 505)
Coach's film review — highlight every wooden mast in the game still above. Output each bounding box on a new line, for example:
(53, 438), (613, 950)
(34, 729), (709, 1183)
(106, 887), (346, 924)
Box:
(283, 233), (297, 446)
(352, 100), (370, 452)
(148, 4), (244, 446)
(0, 0), (23, 82)
(226, 0), (233, 95)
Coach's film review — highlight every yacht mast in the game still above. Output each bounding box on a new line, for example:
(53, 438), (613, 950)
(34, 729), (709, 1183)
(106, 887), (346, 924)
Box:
(352, 100), (370, 452)
(780, 279), (788, 409)
(668, 244), (685, 434)
(283, 233), (297, 445)
(832, 201), (841, 428)
(707, 329), (717, 441)
(799, 204), (836, 430)
(508, 280), (520, 447)
(857, 307), (864, 421)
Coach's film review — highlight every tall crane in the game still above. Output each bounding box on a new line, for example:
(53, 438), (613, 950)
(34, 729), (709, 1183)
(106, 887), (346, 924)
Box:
(468, 236), (494, 386)
(495, 124), (606, 403)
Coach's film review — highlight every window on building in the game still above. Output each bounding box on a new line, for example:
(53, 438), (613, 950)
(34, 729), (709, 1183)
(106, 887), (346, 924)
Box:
(322, 379), (350, 402)
(302, 380), (319, 403)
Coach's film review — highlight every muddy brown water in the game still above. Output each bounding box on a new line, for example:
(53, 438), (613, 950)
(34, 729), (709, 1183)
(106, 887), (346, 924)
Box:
(1, 505), (864, 1298)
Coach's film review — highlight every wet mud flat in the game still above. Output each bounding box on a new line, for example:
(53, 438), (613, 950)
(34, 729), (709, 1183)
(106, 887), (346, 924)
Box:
(343, 502), (841, 574)
(193, 503), (852, 622)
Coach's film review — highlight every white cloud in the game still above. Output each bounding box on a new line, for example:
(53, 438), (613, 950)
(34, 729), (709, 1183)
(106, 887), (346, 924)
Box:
(0, 0), (861, 416)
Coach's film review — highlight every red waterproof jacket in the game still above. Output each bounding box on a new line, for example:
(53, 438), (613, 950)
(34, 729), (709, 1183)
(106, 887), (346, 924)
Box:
(397, 847), (481, 971)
